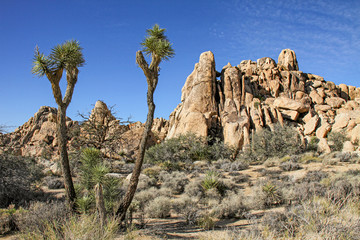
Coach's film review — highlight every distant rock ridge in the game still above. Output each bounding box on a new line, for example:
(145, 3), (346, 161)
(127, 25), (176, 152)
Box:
(1, 49), (359, 159)
(167, 49), (360, 152)
(0, 101), (169, 160)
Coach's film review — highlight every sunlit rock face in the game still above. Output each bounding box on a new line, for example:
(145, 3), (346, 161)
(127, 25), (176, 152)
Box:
(167, 49), (360, 152)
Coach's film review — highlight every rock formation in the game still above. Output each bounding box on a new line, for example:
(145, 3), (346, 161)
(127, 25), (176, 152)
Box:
(1, 49), (359, 159)
(167, 49), (360, 153)
(0, 101), (169, 160)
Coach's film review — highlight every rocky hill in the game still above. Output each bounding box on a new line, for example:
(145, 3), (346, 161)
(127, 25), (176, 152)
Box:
(0, 101), (168, 160)
(167, 49), (360, 152)
(1, 49), (359, 159)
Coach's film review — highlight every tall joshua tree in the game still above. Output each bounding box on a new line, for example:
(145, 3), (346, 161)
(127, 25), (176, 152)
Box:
(32, 40), (85, 210)
(116, 24), (174, 221)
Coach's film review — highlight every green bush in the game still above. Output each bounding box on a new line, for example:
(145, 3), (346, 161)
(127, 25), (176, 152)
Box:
(328, 131), (349, 151)
(145, 134), (234, 166)
(245, 124), (303, 163)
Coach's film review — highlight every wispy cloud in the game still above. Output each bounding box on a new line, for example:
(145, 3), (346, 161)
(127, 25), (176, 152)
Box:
(209, 0), (360, 83)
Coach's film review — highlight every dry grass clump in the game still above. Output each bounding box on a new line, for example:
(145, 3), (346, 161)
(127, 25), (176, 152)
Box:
(261, 196), (360, 239)
(20, 213), (118, 240)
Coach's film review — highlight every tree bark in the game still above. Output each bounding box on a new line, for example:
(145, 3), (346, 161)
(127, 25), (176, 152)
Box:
(95, 183), (107, 228)
(57, 104), (77, 211)
(116, 83), (156, 221)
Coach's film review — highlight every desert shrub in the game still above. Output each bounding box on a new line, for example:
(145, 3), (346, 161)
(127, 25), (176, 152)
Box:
(290, 197), (360, 239)
(263, 157), (280, 167)
(328, 131), (349, 151)
(325, 173), (360, 204)
(197, 213), (215, 230)
(291, 182), (326, 203)
(132, 187), (159, 214)
(299, 154), (322, 164)
(0, 205), (26, 234)
(214, 159), (248, 171)
(211, 192), (247, 219)
(245, 124), (303, 163)
(145, 134), (234, 166)
(302, 170), (328, 183)
(232, 174), (250, 184)
(249, 180), (284, 209)
(0, 154), (44, 208)
(207, 138), (236, 161)
(279, 161), (301, 171)
(43, 176), (65, 189)
(144, 196), (171, 218)
(16, 201), (69, 235)
(158, 171), (189, 194)
(173, 195), (200, 225)
(336, 152), (358, 163)
(307, 136), (319, 152)
(184, 180), (205, 199)
(142, 166), (161, 180)
(262, 211), (300, 237)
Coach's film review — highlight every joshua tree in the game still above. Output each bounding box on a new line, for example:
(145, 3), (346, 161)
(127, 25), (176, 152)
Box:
(116, 24), (174, 221)
(32, 40), (85, 210)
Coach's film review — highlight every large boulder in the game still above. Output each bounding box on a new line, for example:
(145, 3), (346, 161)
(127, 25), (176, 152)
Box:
(273, 97), (309, 113)
(167, 51), (218, 139)
(278, 49), (299, 71)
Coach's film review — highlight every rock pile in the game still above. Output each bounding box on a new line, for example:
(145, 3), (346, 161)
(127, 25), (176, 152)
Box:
(167, 49), (360, 152)
(1, 49), (359, 159)
(0, 101), (169, 160)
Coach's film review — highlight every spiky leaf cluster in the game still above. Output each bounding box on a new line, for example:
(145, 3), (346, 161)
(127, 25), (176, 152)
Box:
(141, 24), (175, 61)
(32, 40), (84, 76)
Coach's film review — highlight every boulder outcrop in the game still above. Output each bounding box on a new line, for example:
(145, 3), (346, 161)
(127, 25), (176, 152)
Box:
(0, 101), (169, 160)
(167, 49), (360, 152)
(1, 49), (359, 158)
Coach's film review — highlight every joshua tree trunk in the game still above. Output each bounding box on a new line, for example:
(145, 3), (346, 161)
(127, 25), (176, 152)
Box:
(57, 104), (77, 210)
(95, 183), (107, 228)
(116, 51), (157, 221)
(116, 83), (156, 221)
(49, 70), (78, 211)
(32, 41), (84, 212)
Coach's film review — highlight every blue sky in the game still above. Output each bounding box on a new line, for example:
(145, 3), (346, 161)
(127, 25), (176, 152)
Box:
(1, 0), (359, 131)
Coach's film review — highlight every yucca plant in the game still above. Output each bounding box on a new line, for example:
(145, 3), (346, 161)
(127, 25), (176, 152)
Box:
(262, 182), (283, 207)
(201, 171), (220, 191)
